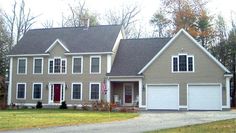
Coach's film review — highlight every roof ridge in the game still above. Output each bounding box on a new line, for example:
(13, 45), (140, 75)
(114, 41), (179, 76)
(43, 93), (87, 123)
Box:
(28, 24), (122, 31)
(121, 37), (171, 41)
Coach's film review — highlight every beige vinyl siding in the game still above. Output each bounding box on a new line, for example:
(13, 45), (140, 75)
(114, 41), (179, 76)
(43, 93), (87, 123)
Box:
(143, 33), (226, 106)
(11, 42), (107, 105)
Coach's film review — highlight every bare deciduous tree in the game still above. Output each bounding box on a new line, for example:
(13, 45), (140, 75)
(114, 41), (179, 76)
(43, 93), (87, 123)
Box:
(104, 4), (141, 38)
(62, 0), (99, 27)
(42, 20), (54, 28)
(3, 0), (37, 47)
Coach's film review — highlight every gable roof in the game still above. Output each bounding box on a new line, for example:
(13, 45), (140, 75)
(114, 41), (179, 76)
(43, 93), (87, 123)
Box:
(138, 29), (230, 74)
(108, 38), (171, 76)
(45, 39), (70, 53)
(9, 25), (122, 55)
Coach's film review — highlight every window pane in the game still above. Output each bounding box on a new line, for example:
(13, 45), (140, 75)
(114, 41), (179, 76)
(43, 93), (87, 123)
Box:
(173, 57), (178, 71)
(54, 59), (61, 73)
(49, 60), (53, 73)
(188, 57), (193, 71)
(18, 59), (26, 73)
(73, 84), (81, 99)
(179, 55), (187, 71)
(91, 84), (99, 99)
(33, 84), (41, 99)
(91, 58), (99, 73)
(17, 84), (25, 98)
(73, 58), (81, 73)
(34, 59), (42, 73)
(62, 60), (66, 73)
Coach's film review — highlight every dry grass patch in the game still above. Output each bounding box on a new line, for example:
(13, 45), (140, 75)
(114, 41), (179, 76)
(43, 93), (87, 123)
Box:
(0, 109), (138, 131)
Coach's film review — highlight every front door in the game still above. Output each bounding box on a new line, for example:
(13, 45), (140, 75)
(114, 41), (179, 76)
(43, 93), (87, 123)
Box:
(54, 84), (61, 103)
(123, 83), (133, 106)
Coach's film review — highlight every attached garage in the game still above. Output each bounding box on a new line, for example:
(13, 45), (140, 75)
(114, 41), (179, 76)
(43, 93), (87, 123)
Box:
(147, 85), (179, 110)
(188, 84), (222, 110)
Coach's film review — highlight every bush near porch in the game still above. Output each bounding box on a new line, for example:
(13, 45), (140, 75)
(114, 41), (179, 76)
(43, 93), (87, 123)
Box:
(0, 109), (138, 131)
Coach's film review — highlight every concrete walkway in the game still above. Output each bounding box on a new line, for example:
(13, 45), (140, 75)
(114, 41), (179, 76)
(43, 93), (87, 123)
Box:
(2, 111), (236, 133)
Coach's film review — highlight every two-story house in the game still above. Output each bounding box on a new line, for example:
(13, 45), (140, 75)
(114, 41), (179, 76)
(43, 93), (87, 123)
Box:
(7, 25), (232, 110)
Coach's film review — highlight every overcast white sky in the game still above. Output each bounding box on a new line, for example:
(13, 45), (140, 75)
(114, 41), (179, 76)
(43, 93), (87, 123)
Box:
(0, 0), (236, 31)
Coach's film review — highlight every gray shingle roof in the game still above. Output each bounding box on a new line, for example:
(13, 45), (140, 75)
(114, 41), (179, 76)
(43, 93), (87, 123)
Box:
(9, 25), (122, 55)
(108, 38), (171, 76)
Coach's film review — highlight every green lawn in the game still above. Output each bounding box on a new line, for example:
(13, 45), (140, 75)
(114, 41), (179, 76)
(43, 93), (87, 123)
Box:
(147, 118), (236, 133)
(0, 109), (138, 131)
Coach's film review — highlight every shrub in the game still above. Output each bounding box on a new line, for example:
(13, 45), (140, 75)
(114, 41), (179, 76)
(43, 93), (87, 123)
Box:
(82, 103), (90, 111)
(36, 101), (43, 109)
(59, 101), (67, 109)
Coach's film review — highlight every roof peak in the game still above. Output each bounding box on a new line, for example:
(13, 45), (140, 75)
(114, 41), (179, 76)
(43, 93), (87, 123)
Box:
(29, 24), (122, 31)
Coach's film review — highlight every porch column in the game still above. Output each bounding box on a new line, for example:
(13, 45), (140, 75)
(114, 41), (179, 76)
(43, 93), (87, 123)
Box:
(138, 79), (142, 108)
(226, 77), (230, 109)
(106, 79), (111, 103)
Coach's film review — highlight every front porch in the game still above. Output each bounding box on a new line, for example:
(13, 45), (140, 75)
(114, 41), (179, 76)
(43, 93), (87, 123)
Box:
(106, 77), (145, 109)
(111, 82), (139, 106)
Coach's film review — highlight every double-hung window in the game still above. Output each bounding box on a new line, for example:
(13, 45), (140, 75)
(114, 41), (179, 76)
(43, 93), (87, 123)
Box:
(17, 83), (26, 99)
(90, 56), (101, 74)
(72, 56), (83, 74)
(33, 58), (43, 74)
(17, 58), (27, 74)
(32, 83), (42, 100)
(72, 83), (82, 100)
(172, 54), (194, 72)
(90, 83), (100, 100)
(48, 58), (66, 74)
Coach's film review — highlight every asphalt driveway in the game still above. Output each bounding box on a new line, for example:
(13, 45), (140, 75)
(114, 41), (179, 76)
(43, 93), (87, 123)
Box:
(2, 110), (236, 133)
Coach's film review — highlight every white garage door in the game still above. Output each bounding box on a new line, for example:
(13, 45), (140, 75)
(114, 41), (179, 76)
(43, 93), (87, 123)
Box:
(188, 84), (222, 110)
(147, 85), (179, 110)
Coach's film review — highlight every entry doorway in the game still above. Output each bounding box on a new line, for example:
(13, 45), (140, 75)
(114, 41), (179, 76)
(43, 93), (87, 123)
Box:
(123, 83), (133, 106)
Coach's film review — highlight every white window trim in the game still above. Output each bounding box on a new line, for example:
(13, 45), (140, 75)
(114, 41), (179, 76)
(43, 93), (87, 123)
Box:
(72, 56), (83, 74)
(33, 57), (43, 74)
(16, 82), (26, 100)
(171, 54), (195, 73)
(89, 82), (101, 101)
(71, 82), (83, 100)
(48, 57), (67, 74)
(32, 83), (43, 100)
(90, 56), (101, 74)
(188, 55), (195, 72)
(48, 59), (54, 74)
(17, 58), (27, 75)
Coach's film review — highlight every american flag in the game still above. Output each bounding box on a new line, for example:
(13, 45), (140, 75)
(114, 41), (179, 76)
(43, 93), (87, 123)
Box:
(101, 80), (107, 94)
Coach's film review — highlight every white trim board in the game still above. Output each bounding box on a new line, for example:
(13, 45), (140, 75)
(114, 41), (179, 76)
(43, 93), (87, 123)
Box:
(138, 29), (230, 74)
(7, 58), (13, 105)
(64, 52), (112, 55)
(45, 39), (70, 53)
(7, 54), (50, 57)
